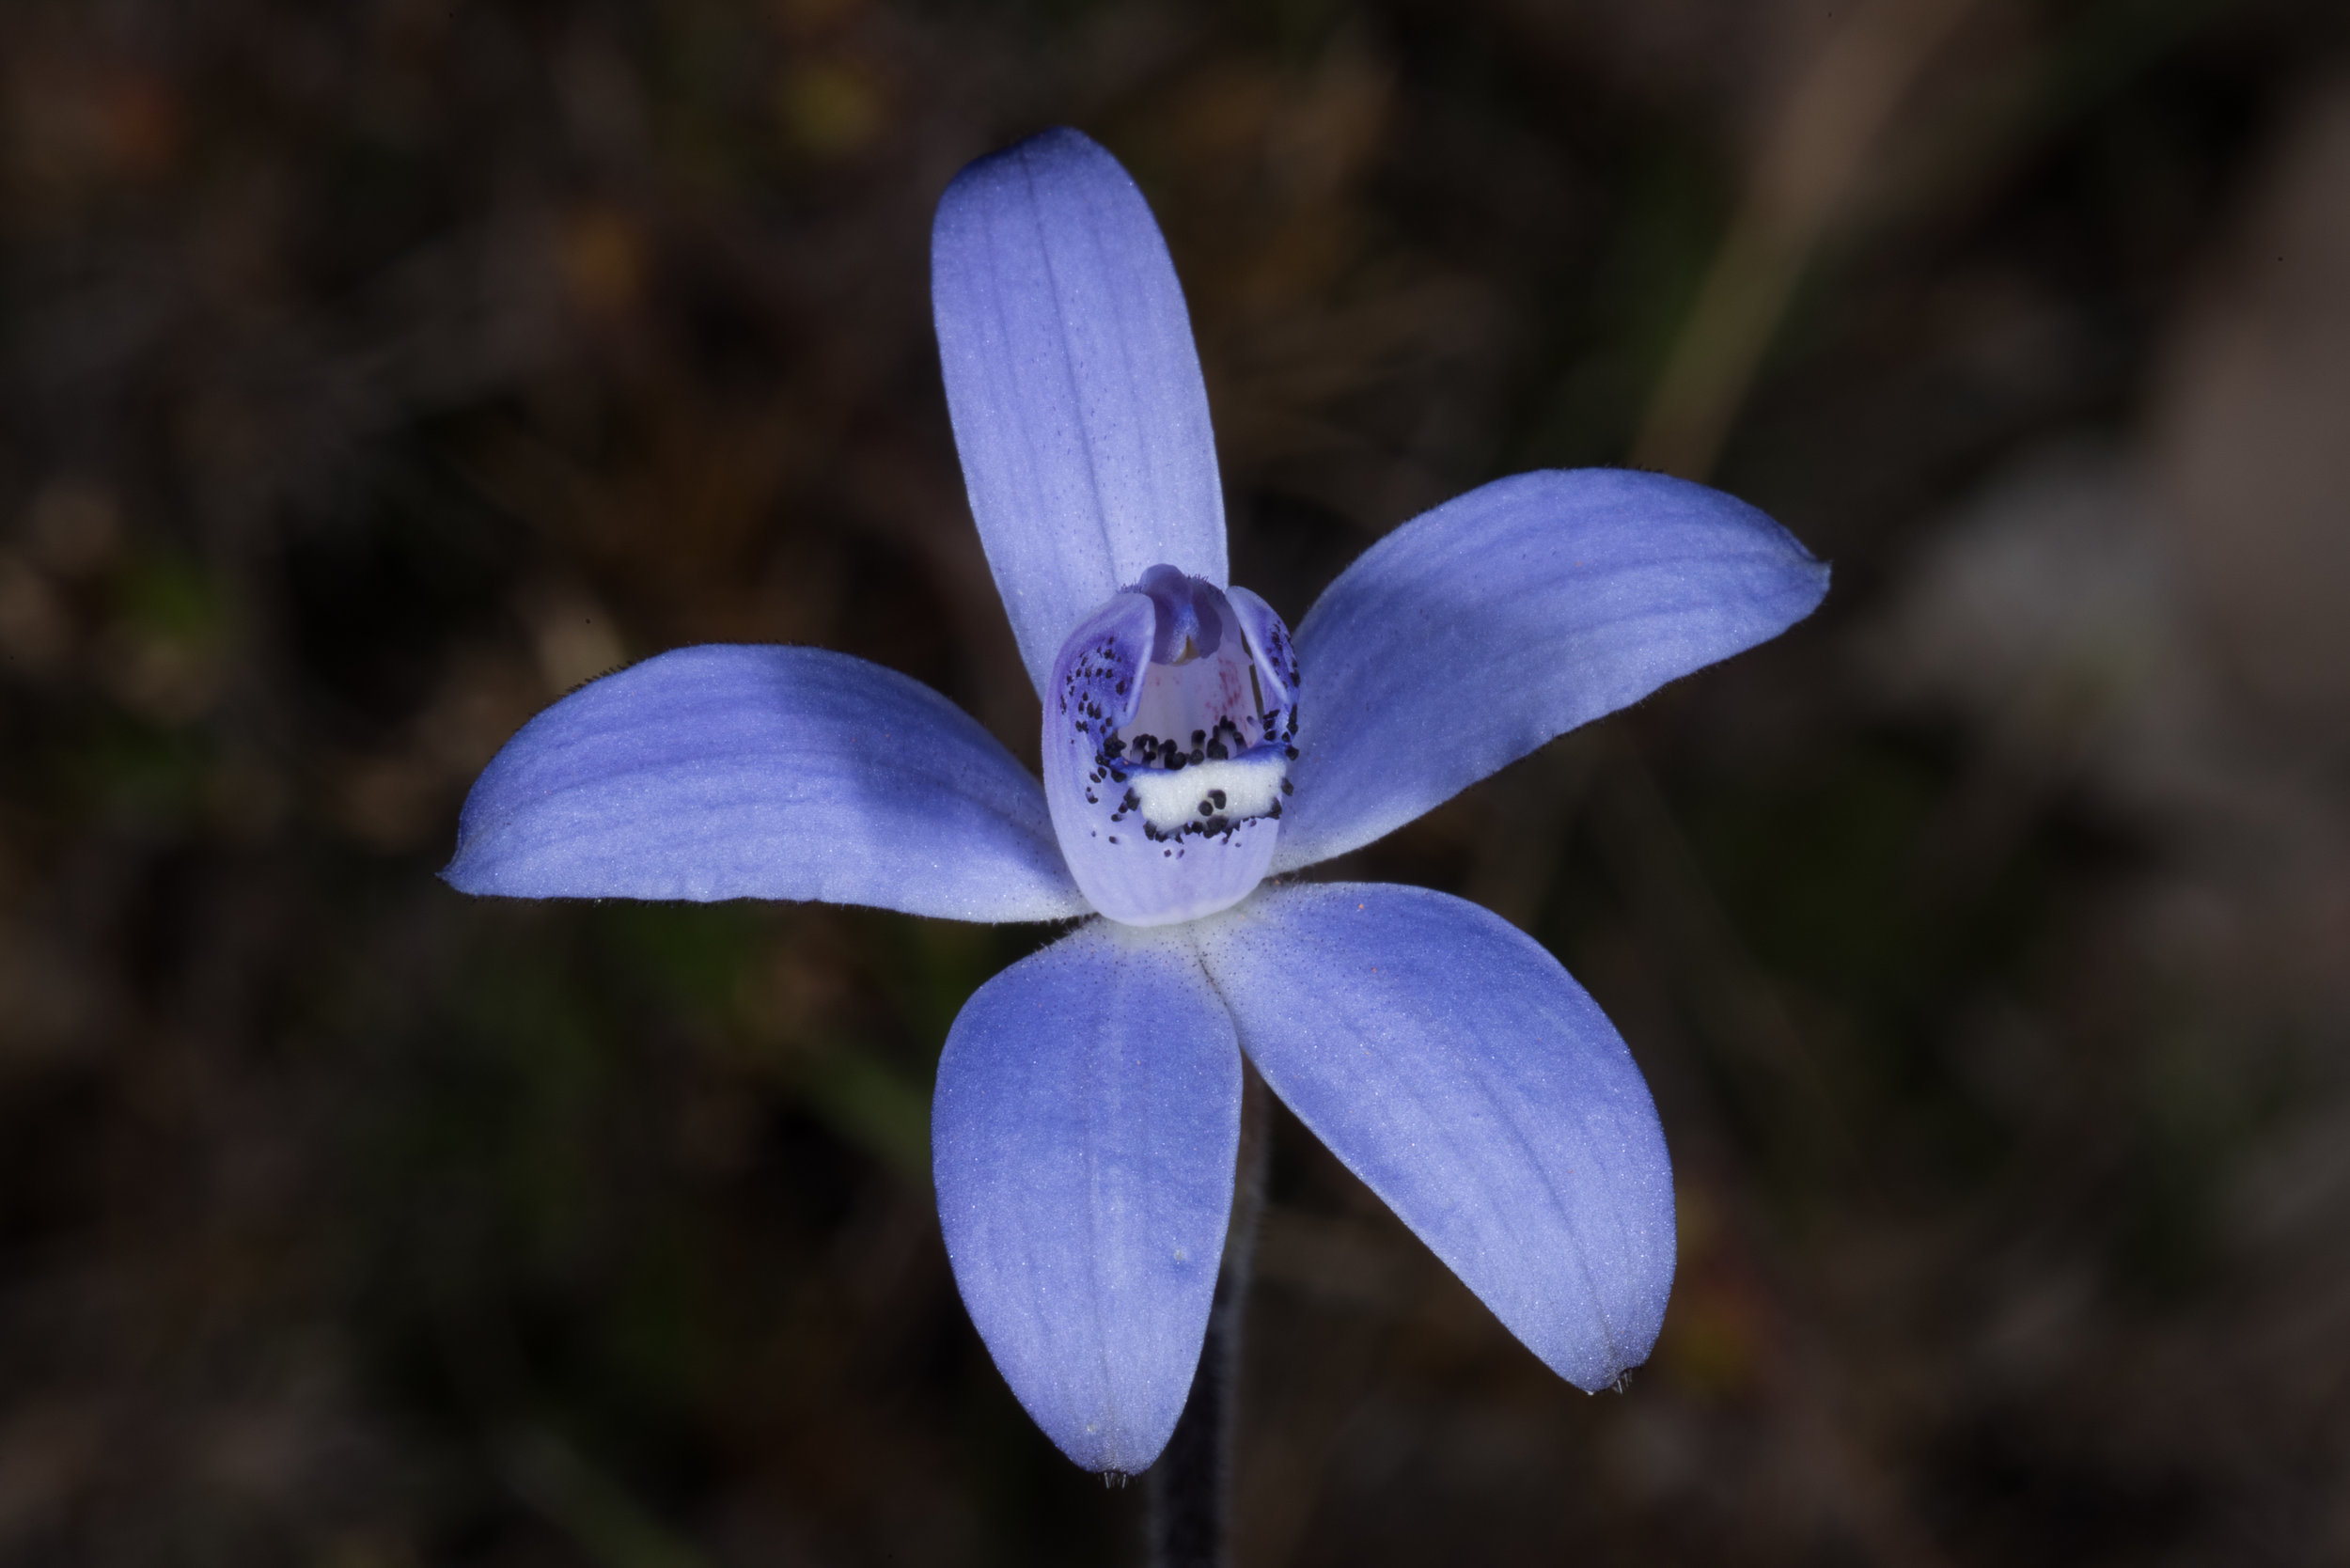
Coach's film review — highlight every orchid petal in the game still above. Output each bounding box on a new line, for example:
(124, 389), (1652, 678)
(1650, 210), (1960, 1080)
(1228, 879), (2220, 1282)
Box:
(933, 918), (1241, 1473)
(1272, 468), (1828, 870)
(1190, 882), (1675, 1389)
(932, 128), (1227, 697)
(443, 645), (1088, 922)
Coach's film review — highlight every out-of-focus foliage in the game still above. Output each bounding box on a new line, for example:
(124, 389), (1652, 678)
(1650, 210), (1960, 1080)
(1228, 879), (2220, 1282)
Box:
(3, 0), (2347, 1563)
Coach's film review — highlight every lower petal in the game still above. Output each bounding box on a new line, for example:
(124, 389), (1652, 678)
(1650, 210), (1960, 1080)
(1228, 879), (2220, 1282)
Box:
(932, 918), (1241, 1472)
(1189, 882), (1675, 1390)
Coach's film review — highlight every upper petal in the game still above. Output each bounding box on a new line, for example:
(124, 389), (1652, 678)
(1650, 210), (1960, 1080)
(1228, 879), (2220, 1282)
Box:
(1189, 882), (1675, 1390)
(932, 127), (1228, 697)
(932, 918), (1241, 1473)
(443, 644), (1089, 923)
(1271, 468), (1828, 870)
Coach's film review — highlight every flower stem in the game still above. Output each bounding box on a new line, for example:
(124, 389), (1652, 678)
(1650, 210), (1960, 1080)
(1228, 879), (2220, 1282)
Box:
(1147, 1065), (1270, 1568)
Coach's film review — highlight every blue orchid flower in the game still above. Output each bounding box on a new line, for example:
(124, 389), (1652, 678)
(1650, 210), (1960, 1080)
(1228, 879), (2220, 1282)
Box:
(445, 128), (1826, 1476)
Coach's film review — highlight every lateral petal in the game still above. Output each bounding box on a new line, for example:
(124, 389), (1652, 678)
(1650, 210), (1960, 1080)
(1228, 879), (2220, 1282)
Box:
(932, 919), (1241, 1473)
(1190, 882), (1675, 1390)
(1273, 468), (1827, 870)
(443, 645), (1088, 923)
(932, 128), (1228, 697)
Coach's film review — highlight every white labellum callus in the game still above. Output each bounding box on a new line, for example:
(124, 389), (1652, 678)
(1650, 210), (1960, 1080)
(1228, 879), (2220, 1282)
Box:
(1042, 565), (1300, 926)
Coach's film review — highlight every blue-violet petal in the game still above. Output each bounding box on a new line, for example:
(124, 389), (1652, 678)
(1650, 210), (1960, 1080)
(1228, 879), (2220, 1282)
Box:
(1190, 882), (1676, 1390)
(932, 127), (1228, 697)
(443, 645), (1088, 923)
(932, 918), (1241, 1473)
(1273, 468), (1828, 870)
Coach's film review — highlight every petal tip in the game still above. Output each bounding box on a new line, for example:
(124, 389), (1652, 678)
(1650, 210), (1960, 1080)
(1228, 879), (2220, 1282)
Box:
(1036, 1411), (1177, 1477)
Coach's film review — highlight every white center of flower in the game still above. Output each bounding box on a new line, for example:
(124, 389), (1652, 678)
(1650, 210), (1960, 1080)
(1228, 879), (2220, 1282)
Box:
(1126, 752), (1288, 834)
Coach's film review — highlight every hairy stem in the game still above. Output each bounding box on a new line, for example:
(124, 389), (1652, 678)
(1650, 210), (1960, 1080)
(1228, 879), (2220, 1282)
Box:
(1147, 1065), (1270, 1568)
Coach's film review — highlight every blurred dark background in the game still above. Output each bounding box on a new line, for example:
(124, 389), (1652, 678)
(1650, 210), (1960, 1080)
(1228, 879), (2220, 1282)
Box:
(5, 0), (2349, 1562)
